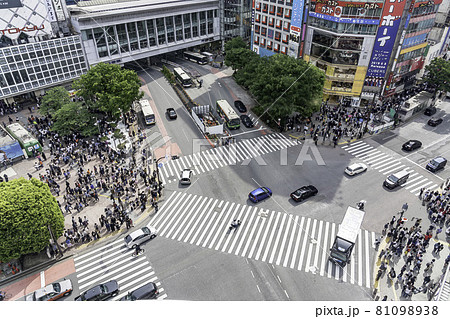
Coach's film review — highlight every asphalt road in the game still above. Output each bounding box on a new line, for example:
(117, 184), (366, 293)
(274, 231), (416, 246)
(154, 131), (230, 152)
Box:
(62, 61), (450, 301)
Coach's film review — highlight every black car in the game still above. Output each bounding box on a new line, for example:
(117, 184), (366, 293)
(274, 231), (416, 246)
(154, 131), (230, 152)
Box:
(290, 185), (318, 202)
(240, 115), (254, 128)
(166, 108), (177, 119)
(75, 280), (119, 301)
(120, 282), (158, 301)
(234, 100), (247, 113)
(402, 140), (422, 151)
(428, 118), (443, 126)
(424, 106), (437, 116)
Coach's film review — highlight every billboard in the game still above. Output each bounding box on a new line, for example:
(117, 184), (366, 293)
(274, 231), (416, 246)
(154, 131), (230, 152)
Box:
(311, 0), (383, 17)
(366, 0), (408, 80)
(0, 0), (22, 9)
(289, 0), (305, 58)
(0, 0), (54, 39)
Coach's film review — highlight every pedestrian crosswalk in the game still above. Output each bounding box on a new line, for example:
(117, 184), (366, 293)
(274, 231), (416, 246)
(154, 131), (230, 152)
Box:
(341, 141), (439, 195)
(74, 240), (167, 300)
(158, 133), (300, 184)
(149, 191), (375, 288)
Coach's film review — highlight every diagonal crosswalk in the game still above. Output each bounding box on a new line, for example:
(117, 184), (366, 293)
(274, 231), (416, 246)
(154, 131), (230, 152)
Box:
(158, 133), (300, 184)
(74, 240), (167, 300)
(149, 191), (375, 288)
(341, 141), (439, 195)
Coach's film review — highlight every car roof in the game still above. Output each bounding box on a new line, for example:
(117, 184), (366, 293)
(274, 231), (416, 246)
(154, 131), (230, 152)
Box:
(132, 282), (157, 298)
(181, 169), (192, 177)
(251, 188), (266, 195)
(128, 228), (146, 240)
(83, 285), (102, 299)
(432, 156), (446, 162)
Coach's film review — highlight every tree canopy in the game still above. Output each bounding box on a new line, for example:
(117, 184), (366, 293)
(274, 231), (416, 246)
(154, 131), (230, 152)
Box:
(0, 178), (64, 262)
(224, 36), (248, 52)
(423, 57), (450, 93)
(39, 86), (71, 116)
(224, 40), (325, 125)
(72, 63), (144, 121)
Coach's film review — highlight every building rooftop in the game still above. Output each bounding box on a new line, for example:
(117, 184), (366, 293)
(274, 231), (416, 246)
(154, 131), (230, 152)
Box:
(68, 0), (217, 18)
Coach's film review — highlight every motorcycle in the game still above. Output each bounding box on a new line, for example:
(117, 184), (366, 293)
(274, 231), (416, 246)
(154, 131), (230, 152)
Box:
(357, 200), (366, 211)
(229, 219), (241, 231)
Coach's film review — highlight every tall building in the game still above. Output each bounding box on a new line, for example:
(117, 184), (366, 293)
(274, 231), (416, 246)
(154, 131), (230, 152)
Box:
(222, 0), (253, 42)
(0, 0), (88, 104)
(251, 0), (446, 105)
(68, 0), (221, 66)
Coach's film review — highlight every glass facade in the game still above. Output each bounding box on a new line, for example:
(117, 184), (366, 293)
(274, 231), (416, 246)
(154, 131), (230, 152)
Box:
(80, 10), (217, 59)
(0, 35), (87, 99)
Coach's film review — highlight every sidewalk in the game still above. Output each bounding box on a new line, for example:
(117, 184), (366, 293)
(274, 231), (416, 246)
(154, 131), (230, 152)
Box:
(0, 108), (162, 286)
(373, 183), (450, 301)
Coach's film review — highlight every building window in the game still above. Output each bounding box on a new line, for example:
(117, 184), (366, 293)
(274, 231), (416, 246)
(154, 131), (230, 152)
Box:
(166, 17), (175, 43)
(262, 15), (267, 25)
(156, 18), (166, 45)
(255, 14), (260, 23)
(116, 24), (129, 53)
(192, 13), (198, 37)
(256, 2), (261, 11)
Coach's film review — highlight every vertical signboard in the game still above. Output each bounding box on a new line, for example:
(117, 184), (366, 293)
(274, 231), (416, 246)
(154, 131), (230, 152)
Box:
(366, 0), (407, 82)
(289, 0), (304, 58)
(44, 0), (57, 22)
(51, 0), (65, 21)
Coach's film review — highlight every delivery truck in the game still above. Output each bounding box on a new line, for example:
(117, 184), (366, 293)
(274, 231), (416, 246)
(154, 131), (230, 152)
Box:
(329, 206), (365, 267)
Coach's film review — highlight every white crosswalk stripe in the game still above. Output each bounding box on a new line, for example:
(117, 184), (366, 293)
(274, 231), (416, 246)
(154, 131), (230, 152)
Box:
(148, 191), (375, 287)
(159, 134), (300, 183)
(341, 142), (440, 195)
(74, 239), (167, 300)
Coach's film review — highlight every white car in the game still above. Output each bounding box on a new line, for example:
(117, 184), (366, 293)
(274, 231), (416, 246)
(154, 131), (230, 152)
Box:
(26, 279), (73, 301)
(345, 163), (368, 176)
(124, 226), (157, 249)
(180, 168), (193, 185)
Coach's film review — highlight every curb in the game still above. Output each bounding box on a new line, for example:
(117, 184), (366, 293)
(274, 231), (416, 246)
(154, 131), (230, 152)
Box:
(0, 255), (71, 288)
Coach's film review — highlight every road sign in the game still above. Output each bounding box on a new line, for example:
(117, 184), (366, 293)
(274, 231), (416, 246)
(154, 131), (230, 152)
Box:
(158, 163), (163, 168)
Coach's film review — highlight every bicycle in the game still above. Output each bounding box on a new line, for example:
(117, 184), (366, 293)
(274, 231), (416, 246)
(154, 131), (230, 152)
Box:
(0, 291), (12, 301)
(132, 248), (145, 257)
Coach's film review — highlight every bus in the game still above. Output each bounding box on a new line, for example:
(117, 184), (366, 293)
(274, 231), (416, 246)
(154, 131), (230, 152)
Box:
(6, 123), (41, 157)
(173, 67), (192, 87)
(201, 52), (214, 62)
(139, 99), (156, 125)
(216, 99), (240, 129)
(183, 51), (208, 65)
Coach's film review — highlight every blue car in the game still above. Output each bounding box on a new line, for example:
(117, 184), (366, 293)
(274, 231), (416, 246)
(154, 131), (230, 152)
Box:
(248, 187), (272, 203)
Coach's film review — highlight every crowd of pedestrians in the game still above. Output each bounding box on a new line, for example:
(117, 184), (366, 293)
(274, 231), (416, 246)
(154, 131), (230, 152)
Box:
(2, 95), (163, 252)
(375, 180), (450, 300)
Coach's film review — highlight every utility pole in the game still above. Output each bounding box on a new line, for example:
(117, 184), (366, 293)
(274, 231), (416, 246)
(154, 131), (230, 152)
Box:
(48, 224), (63, 258)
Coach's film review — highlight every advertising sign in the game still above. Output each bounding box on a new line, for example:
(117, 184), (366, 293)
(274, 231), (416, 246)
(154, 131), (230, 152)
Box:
(289, 0), (305, 58)
(44, 0), (57, 22)
(308, 11), (379, 24)
(312, 0), (383, 17)
(366, 0), (408, 80)
(51, 0), (65, 21)
(0, 0), (22, 9)
(403, 33), (429, 48)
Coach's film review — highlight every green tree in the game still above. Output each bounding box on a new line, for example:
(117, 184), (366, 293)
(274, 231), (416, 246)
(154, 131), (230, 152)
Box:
(0, 178), (64, 262)
(51, 101), (97, 137)
(250, 54), (325, 123)
(72, 63), (144, 121)
(39, 86), (71, 116)
(423, 57), (450, 93)
(224, 37), (248, 52)
(225, 48), (259, 71)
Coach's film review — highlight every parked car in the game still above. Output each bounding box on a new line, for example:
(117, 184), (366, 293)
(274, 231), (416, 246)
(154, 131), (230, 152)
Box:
(424, 106), (437, 116)
(119, 282), (159, 301)
(124, 226), (158, 249)
(234, 100), (247, 113)
(426, 156), (447, 172)
(248, 187), (272, 203)
(402, 140), (422, 151)
(180, 168), (193, 185)
(428, 118), (443, 126)
(290, 185), (318, 202)
(240, 115), (254, 128)
(344, 163), (368, 176)
(26, 279), (72, 301)
(166, 108), (177, 119)
(75, 280), (119, 301)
